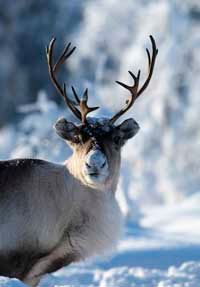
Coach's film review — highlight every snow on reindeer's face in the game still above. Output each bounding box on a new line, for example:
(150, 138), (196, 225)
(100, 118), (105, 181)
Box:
(54, 117), (140, 189)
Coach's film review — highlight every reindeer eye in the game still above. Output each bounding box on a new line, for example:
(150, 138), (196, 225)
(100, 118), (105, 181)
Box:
(73, 135), (82, 144)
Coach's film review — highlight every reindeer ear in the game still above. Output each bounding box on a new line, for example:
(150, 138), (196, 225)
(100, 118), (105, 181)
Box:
(54, 118), (79, 142)
(117, 118), (140, 140)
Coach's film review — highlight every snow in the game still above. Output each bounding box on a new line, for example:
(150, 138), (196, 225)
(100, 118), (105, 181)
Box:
(4, 261), (200, 286)
(0, 0), (200, 286)
(23, 261), (200, 287)
(0, 278), (26, 286)
(141, 193), (200, 237)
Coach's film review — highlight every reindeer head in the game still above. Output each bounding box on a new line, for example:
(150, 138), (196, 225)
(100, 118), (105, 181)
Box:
(46, 37), (158, 189)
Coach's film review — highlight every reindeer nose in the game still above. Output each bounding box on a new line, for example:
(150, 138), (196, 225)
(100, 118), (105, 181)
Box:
(86, 149), (107, 170)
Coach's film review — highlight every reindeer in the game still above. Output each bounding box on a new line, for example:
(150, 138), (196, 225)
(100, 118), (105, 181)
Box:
(0, 36), (158, 286)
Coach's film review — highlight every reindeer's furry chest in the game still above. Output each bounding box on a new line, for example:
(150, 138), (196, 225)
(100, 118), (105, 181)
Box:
(66, 192), (123, 259)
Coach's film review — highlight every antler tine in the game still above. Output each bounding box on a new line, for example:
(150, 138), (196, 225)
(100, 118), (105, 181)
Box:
(53, 42), (76, 74)
(71, 86), (80, 104)
(136, 35), (158, 98)
(110, 35), (158, 124)
(80, 89), (99, 124)
(46, 38), (82, 120)
(72, 87), (99, 124)
(110, 70), (140, 124)
(47, 38), (99, 124)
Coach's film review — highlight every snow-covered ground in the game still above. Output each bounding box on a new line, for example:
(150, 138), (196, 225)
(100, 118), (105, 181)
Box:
(0, 0), (200, 286)
(2, 261), (200, 286)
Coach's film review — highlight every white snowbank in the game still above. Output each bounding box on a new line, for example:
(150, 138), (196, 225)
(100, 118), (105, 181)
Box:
(0, 277), (26, 286)
(2, 261), (200, 286)
(141, 192), (200, 243)
(37, 261), (200, 286)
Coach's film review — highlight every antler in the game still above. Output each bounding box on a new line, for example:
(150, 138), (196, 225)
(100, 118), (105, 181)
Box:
(46, 38), (99, 124)
(71, 86), (99, 124)
(110, 35), (158, 124)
